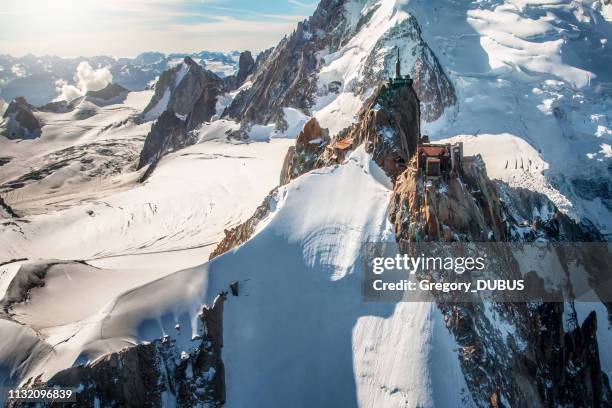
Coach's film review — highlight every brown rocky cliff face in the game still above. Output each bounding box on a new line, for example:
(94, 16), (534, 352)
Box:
(348, 84), (421, 180)
(387, 155), (611, 407)
(388, 156), (505, 243)
(279, 118), (330, 185)
(278, 82), (422, 187)
(210, 189), (280, 260)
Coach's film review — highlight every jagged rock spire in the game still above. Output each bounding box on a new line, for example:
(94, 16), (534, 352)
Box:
(396, 48), (401, 79)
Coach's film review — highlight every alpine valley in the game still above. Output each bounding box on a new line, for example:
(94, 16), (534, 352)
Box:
(1, 1), (611, 407)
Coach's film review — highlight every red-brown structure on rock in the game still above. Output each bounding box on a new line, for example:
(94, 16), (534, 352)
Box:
(416, 136), (464, 179)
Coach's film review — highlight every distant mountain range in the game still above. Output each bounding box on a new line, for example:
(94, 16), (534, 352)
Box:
(0, 51), (244, 106)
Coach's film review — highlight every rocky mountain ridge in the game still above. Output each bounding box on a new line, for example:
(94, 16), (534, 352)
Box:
(138, 54), (255, 171)
(1, 97), (42, 139)
(223, 0), (455, 132)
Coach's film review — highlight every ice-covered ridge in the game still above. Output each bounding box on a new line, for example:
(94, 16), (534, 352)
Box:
(314, 0), (411, 134)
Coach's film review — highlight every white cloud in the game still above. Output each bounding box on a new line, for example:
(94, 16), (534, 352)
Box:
(54, 79), (82, 102)
(287, 0), (314, 7)
(54, 61), (113, 101)
(75, 61), (113, 92)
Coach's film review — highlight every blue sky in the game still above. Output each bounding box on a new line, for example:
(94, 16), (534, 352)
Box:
(0, 0), (318, 57)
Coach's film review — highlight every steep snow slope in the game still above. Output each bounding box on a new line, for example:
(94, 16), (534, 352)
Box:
(1, 149), (473, 408)
(405, 0), (612, 236)
(212, 149), (471, 407)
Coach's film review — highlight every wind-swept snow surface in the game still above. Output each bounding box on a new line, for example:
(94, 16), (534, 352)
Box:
(1, 137), (293, 269)
(406, 0), (612, 236)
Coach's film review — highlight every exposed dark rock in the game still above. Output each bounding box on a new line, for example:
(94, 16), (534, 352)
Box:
(185, 75), (225, 131)
(235, 51), (255, 86)
(143, 57), (224, 121)
(361, 15), (456, 122)
(223, 0), (348, 127)
(0, 156), (11, 167)
(137, 109), (188, 170)
(1, 96), (42, 139)
(571, 175), (612, 212)
(139, 58), (225, 172)
(387, 153), (611, 406)
(229, 282), (239, 297)
(0, 261), (72, 315)
(0, 195), (18, 218)
(210, 188), (279, 260)
(348, 83), (421, 179)
(37, 100), (72, 113)
(278, 80), (421, 185)
(8, 294), (227, 408)
(528, 306), (611, 407)
(84, 83), (130, 105)
(223, 51), (256, 91)
(279, 117), (330, 185)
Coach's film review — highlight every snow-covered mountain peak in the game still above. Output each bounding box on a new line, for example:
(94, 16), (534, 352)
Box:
(224, 0), (455, 133)
(401, 0), (612, 237)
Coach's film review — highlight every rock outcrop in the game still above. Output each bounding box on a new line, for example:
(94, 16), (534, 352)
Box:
(8, 294), (228, 408)
(279, 79), (421, 186)
(1, 97), (42, 139)
(137, 109), (189, 170)
(345, 83), (421, 180)
(360, 15), (456, 122)
(223, 51), (255, 91)
(142, 57), (224, 122)
(0, 195), (18, 218)
(37, 100), (72, 114)
(84, 83), (129, 106)
(209, 189), (280, 260)
(279, 118), (330, 185)
(138, 58), (225, 171)
(235, 51), (255, 86)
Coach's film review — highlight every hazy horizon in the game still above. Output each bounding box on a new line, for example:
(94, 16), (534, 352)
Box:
(2, 49), (258, 60)
(0, 0), (317, 58)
